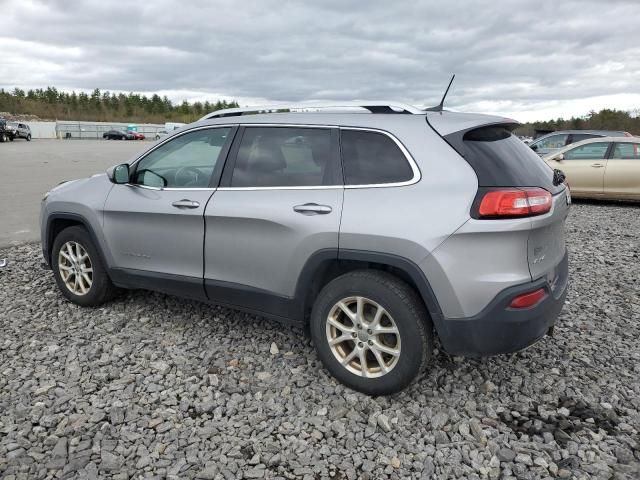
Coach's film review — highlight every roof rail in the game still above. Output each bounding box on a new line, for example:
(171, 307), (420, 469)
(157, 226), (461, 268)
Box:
(199, 101), (425, 121)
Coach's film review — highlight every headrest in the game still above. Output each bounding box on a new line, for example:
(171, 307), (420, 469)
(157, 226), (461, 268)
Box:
(247, 136), (286, 173)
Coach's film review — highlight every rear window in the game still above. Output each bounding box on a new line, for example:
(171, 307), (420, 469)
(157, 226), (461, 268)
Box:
(456, 126), (561, 193)
(340, 130), (414, 185)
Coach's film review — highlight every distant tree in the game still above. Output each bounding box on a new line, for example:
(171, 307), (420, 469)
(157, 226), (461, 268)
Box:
(0, 85), (241, 123)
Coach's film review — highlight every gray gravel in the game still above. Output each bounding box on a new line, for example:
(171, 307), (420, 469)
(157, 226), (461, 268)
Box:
(1, 202), (639, 479)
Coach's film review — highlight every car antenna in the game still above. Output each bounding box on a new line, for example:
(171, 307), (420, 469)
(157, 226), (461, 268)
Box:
(425, 74), (455, 112)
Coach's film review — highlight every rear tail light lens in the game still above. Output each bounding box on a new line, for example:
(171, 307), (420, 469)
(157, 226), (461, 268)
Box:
(476, 188), (552, 218)
(509, 288), (546, 308)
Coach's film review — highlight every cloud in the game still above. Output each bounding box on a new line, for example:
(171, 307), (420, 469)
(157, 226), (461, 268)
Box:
(1, 0), (639, 122)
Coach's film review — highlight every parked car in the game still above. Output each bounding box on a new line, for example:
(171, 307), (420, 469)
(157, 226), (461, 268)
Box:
(544, 136), (640, 200)
(6, 122), (32, 141)
(0, 118), (12, 142)
(129, 131), (145, 140)
(103, 129), (134, 140)
(40, 102), (570, 395)
(529, 130), (631, 156)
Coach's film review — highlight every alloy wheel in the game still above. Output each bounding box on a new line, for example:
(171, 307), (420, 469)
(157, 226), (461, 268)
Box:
(58, 241), (93, 296)
(325, 296), (401, 378)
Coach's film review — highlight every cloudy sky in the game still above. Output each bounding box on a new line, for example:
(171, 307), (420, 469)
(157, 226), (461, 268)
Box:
(1, 0), (639, 122)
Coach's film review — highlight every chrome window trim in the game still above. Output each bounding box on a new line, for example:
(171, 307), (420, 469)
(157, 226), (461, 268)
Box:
(130, 124), (235, 167)
(126, 184), (216, 192)
(128, 123), (421, 192)
(339, 126), (421, 189)
(218, 124), (420, 191)
(217, 185), (343, 191)
(127, 124), (234, 191)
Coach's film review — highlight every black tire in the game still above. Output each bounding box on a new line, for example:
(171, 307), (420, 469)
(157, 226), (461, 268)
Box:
(51, 226), (118, 307)
(310, 270), (433, 395)
(27, 134), (31, 141)
(9, 136), (14, 142)
(0, 133), (5, 142)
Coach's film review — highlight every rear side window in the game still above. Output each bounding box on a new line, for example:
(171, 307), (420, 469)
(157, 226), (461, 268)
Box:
(457, 126), (561, 193)
(231, 127), (337, 187)
(340, 130), (414, 185)
(612, 142), (640, 159)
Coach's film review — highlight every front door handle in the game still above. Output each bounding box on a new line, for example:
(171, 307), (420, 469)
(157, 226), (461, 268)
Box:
(590, 163), (605, 168)
(293, 203), (332, 215)
(172, 199), (200, 209)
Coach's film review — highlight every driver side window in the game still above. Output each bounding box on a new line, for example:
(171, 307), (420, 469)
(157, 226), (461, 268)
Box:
(133, 127), (231, 188)
(534, 134), (568, 150)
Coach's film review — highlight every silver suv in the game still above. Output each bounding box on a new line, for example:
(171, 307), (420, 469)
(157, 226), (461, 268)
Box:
(40, 102), (570, 395)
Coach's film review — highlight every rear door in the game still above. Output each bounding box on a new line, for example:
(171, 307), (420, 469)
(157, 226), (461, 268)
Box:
(547, 141), (610, 195)
(103, 126), (235, 298)
(604, 142), (640, 199)
(203, 125), (343, 318)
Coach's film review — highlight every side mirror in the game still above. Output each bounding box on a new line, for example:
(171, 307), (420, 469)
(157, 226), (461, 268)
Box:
(530, 144), (538, 151)
(555, 153), (564, 161)
(107, 163), (130, 184)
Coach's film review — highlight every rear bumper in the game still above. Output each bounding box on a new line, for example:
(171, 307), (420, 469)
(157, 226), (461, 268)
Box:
(437, 250), (568, 357)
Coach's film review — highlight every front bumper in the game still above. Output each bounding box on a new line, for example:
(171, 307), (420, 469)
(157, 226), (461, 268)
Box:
(437, 251), (569, 357)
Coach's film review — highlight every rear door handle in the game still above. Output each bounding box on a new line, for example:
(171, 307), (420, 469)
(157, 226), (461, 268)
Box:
(172, 199), (200, 209)
(591, 163), (605, 168)
(293, 203), (332, 215)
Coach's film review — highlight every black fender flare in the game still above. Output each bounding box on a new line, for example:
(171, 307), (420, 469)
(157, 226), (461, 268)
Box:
(293, 248), (444, 326)
(44, 212), (110, 270)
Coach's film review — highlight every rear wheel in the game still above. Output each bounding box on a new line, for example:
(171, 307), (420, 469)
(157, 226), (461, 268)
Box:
(310, 270), (433, 395)
(0, 133), (6, 142)
(51, 226), (117, 306)
(26, 134), (31, 141)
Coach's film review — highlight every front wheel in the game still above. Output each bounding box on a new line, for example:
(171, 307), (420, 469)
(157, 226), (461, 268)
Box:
(310, 270), (433, 395)
(27, 134), (31, 141)
(51, 226), (118, 306)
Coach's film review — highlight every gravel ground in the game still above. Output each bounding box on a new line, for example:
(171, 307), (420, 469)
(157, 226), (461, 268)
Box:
(1, 202), (639, 479)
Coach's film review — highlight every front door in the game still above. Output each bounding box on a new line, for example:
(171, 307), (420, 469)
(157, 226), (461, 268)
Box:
(548, 141), (610, 195)
(103, 126), (235, 298)
(204, 126), (343, 318)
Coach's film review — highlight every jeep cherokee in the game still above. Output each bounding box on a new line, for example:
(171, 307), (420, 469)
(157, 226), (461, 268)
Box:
(40, 102), (570, 395)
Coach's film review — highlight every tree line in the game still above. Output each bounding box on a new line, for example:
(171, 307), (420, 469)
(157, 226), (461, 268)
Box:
(1, 87), (638, 134)
(0, 87), (239, 123)
(515, 109), (640, 137)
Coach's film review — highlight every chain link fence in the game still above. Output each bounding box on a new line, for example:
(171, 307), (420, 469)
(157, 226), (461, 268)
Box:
(55, 121), (165, 140)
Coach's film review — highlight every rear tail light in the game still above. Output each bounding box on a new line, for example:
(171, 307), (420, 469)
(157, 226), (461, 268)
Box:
(475, 188), (552, 218)
(509, 288), (546, 308)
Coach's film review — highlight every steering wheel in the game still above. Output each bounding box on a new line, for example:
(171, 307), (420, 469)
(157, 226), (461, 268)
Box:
(174, 166), (203, 187)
